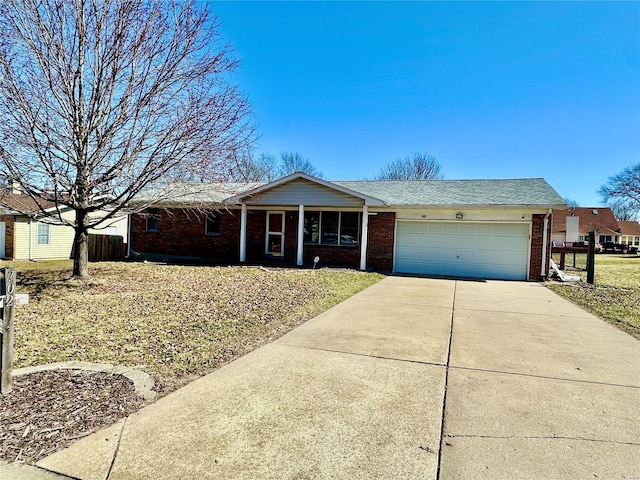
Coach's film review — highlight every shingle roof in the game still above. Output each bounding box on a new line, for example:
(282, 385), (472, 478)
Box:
(135, 177), (565, 208)
(334, 178), (565, 207)
(619, 221), (640, 236)
(551, 207), (620, 235)
(0, 192), (56, 214)
(135, 182), (264, 205)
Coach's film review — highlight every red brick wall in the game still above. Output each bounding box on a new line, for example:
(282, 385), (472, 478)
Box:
(1, 214), (15, 259)
(366, 212), (395, 271)
(129, 207), (397, 271)
(246, 210), (266, 262)
(529, 213), (552, 281)
(130, 208), (240, 261)
(288, 211), (361, 268)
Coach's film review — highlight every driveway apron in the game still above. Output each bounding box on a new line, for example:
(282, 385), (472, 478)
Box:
(35, 277), (639, 480)
(440, 280), (640, 479)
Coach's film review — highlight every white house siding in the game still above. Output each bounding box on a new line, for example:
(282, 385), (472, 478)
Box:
(13, 216), (75, 260)
(12, 209), (128, 260)
(88, 212), (129, 243)
(245, 178), (364, 207)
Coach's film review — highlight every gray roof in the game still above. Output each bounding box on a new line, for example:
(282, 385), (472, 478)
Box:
(135, 177), (564, 208)
(334, 178), (565, 207)
(135, 182), (264, 205)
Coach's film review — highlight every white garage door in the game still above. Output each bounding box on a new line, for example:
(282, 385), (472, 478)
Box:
(395, 222), (530, 280)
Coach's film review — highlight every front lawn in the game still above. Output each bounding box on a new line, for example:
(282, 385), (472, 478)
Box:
(547, 253), (640, 339)
(3, 260), (384, 394)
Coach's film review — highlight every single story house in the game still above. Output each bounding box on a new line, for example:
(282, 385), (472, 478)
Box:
(0, 191), (128, 261)
(128, 173), (565, 281)
(619, 221), (640, 247)
(551, 207), (621, 246)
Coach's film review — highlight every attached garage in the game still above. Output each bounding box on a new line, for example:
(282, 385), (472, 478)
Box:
(395, 221), (530, 280)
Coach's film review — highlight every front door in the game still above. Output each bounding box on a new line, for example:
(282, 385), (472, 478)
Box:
(265, 212), (285, 257)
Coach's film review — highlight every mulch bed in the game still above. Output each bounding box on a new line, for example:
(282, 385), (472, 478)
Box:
(0, 370), (145, 464)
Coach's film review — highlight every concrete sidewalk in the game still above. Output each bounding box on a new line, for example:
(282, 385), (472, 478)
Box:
(30, 277), (639, 479)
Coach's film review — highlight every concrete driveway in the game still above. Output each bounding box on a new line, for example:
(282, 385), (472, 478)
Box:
(33, 277), (640, 479)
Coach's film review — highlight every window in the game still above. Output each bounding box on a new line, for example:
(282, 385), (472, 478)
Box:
(304, 211), (360, 246)
(321, 212), (339, 244)
(635, 236), (640, 247)
(37, 222), (50, 245)
(303, 211), (320, 243)
(205, 212), (220, 236)
(146, 208), (159, 232)
(340, 212), (359, 245)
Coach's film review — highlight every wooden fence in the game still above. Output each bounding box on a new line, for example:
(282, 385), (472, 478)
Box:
(88, 234), (125, 262)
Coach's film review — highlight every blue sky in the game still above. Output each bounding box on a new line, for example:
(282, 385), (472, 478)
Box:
(213, 1), (640, 207)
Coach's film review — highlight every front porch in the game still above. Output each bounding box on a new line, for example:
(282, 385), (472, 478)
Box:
(240, 207), (369, 270)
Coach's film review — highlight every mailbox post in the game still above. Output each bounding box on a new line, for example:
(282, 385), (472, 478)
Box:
(1, 267), (16, 394)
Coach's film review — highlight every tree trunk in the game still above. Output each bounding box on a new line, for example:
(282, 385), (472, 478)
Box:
(73, 210), (90, 279)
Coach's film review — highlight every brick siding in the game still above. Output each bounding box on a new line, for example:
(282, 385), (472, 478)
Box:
(529, 213), (552, 281)
(366, 212), (395, 271)
(130, 208), (390, 270)
(1, 214), (15, 259)
(130, 208), (241, 261)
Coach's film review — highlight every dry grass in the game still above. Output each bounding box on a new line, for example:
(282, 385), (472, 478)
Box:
(3, 260), (383, 394)
(547, 253), (640, 339)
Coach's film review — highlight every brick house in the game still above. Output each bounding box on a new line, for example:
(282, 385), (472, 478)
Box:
(128, 173), (566, 281)
(551, 207), (625, 246)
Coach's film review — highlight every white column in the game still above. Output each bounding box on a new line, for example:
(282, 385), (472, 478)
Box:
(239, 204), (247, 262)
(359, 205), (369, 271)
(297, 204), (304, 266)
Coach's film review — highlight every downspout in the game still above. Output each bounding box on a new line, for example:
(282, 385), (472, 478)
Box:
(28, 216), (33, 261)
(239, 203), (247, 263)
(125, 214), (132, 259)
(359, 205), (369, 271)
(540, 210), (552, 280)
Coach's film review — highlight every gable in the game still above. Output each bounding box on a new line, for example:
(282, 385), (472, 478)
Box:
(619, 221), (640, 236)
(244, 178), (365, 207)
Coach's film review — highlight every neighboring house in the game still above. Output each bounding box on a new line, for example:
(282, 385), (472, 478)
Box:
(551, 207), (621, 245)
(128, 173), (565, 281)
(0, 191), (128, 261)
(619, 221), (640, 247)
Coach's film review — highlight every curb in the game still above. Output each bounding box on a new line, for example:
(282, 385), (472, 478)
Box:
(13, 361), (156, 402)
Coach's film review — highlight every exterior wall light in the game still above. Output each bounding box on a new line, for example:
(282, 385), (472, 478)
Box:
(456, 213), (463, 220)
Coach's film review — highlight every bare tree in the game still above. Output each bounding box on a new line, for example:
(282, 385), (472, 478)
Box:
(0, 0), (253, 278)
(607, 199), (637, 222)
(598, 163), (640, 221)
(377, 153), (444, 180)
(564, 198), (579, 208)
(279, 152), (323, 178)
(231, 151), (322, 181)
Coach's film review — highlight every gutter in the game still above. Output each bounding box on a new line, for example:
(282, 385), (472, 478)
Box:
(540, 210), (552, 280)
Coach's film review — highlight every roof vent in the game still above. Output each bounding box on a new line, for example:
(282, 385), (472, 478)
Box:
(592, 209), (598, 215)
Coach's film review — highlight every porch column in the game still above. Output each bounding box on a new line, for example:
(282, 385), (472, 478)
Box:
(297, 204), (304, 266)
(359, 205), (369, 271)
(239, 203), (247, 263)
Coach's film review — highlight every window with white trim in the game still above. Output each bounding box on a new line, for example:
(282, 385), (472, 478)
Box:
(303, 211), (360, 246)
(37, 222), (50, 245)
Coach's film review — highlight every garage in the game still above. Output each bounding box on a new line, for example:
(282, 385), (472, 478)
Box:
(394, 221), (530, 280)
